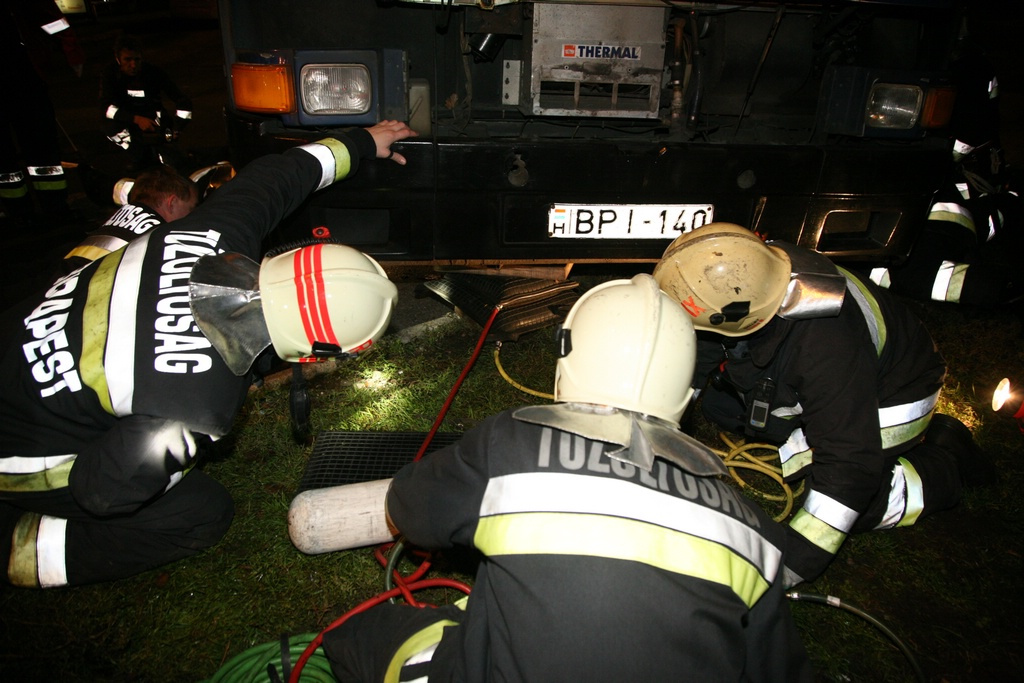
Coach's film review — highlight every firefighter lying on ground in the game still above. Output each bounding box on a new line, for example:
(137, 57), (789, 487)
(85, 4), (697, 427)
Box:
(653, 223), (993, 588)
(320, 274), (812, 683)
(0, 120), (416, 588)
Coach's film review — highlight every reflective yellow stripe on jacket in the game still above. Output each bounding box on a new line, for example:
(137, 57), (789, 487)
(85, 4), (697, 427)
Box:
(473, 472), (781, 608)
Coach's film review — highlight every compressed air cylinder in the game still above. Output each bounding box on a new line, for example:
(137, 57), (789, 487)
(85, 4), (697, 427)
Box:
(288, 478), (394, 554)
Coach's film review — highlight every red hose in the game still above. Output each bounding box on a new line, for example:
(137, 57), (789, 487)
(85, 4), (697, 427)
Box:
(290, 306), (501, 681)
(414, 304), (502, 461)
(288, 578), (472, 683)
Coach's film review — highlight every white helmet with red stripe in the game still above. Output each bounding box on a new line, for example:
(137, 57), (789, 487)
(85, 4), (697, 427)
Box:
(258, 243), (398, 363)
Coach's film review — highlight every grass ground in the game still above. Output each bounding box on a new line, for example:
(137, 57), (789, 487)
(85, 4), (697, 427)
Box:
(1, 289), (1022, 682)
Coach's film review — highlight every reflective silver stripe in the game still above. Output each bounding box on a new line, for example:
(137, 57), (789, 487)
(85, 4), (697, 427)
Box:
(0, 171), (26, 183)
(955, 182), (970, 200)
(27, 165), (64, 178)
(77, 234), (131, 253)
(480, 471), (782, 579)
(176, 109), (192, 119)
(771, 404), (802, 419)
(841, 273), (883, 355)
(41, 17), (70, 34)
(879, 391), (939, 430)
(803, 489), (860, 533)
(868, 267), (891, 289)
(874, 458), (925, 529)
(110, 130), (132, 150)
(0, 454), (75, 474)
(930, 261), (968, 303)
(779, 427), (812, 478)
(105, 240), (148, 415)
(128, 89), (145, 98)
(779, 427), (808, 466)
(987, 214), (998, 242)
(953, 139), (975, 159)
(106, 104), (119, 120)
(875, 462), (906, 529)
(298, 142), (339, 191)
(929, 201), (975, 233)
(989, 76), (998, 98)
(37, 516), (69, 588)
(896, 457), (925, 526)
(405, 643), (439, 667)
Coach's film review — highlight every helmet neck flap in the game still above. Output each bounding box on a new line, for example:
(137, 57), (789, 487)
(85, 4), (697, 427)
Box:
(188, 252), (273, 376)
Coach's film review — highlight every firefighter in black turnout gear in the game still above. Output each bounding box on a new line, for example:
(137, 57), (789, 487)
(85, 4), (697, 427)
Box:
(0, 0), (84, 225)
(99, 34), (194, 173)
(321, 275), (811, 683)
(865, 23), (1023, 307)
(654, 223), (979, 588)
(0, 121), (414, 588)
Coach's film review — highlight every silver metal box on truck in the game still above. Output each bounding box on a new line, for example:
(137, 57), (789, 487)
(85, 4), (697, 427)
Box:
(520, 3), (667, 118)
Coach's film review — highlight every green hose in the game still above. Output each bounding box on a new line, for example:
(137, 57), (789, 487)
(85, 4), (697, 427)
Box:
(203, 633), (335, 683)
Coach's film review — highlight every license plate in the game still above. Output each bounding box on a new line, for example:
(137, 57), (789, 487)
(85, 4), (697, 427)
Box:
(548, 203), (715, 239)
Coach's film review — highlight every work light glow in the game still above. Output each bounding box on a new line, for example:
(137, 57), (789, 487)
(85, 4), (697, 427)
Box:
(992, 377), (1018, 413)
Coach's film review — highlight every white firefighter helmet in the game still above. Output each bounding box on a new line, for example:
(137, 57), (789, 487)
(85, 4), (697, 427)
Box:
(554, 273), (697, 425)
(653, 222), (791, 336)
(258, 243), (398, 363)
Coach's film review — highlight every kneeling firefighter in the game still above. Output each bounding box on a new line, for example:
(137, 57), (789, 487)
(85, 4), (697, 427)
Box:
(0, 124), (413, 587)
(653, 223), (988, 588)
(315, 274), (811, 682)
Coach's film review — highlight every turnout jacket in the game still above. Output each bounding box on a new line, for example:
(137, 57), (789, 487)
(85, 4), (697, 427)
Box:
(63, 202), (167, 271)
(387, 410), (811, 683)
(0, 131), (374, 515)
(704, 264), (945, 585)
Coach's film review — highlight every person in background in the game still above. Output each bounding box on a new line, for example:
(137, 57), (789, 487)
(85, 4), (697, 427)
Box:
(0, 0), (84, 228)
(322, 274), (812, 683)
(0, 121), (416, 588)
(653, 223), (991, 589)
(99, 33), (193, 174)
(863, 19), (1022, 308)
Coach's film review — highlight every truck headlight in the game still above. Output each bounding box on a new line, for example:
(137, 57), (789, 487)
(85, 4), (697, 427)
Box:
(300, 64), (371, 115)
(865, 83), (922, 130)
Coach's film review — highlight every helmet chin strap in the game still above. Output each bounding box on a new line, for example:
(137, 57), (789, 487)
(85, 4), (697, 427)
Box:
(188, 252), (274, 376)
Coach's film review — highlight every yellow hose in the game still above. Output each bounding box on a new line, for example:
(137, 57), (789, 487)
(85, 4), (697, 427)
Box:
(711, 433), (801, 522)
(493, 344), (554, 400)
(492, 345), (797, 521)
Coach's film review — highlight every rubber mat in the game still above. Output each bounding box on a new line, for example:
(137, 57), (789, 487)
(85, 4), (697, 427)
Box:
(298, 431), (463, 491)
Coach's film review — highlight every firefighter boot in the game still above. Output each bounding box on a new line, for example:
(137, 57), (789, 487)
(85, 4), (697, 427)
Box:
(926, 414), (998, 487)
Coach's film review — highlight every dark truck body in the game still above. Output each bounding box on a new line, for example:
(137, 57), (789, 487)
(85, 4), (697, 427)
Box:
(219, 0), (961, 266)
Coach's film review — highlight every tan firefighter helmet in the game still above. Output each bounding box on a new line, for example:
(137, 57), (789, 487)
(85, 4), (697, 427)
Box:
(653, 223), (791, 336)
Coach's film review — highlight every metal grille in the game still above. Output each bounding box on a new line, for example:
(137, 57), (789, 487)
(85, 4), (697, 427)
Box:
(297, 431), (462, 491)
